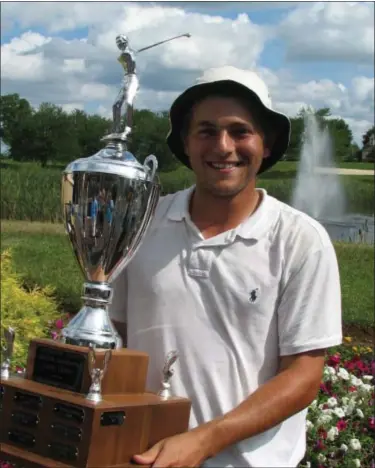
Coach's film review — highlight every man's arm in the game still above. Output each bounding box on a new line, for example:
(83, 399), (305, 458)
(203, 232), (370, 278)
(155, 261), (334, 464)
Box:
(133, 350), (326, 467)
(199, 350), (325, 458)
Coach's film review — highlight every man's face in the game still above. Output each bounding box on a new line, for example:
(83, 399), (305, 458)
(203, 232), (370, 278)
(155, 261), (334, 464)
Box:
(183, 96), (270, 198)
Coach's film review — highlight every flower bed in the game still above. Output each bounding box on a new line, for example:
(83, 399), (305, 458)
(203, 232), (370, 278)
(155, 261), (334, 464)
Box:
(300, 342), (374, 467)
(1, 341), (373, 468)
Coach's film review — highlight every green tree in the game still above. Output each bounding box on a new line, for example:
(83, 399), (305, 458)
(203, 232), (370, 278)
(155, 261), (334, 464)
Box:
(290, 107), (353, 162)
(361, 126), (375, 162)
(284, 116), (304, 161)
(71, 110), (111, 158)
(129, 109), (179, 171)
(20, 103), (80, 166)
(362, 126), (375, 148)
(0, 94), (33, 147)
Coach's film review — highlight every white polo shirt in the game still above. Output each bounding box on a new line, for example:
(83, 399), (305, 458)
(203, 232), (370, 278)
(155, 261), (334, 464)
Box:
(110, 187), (342, 468)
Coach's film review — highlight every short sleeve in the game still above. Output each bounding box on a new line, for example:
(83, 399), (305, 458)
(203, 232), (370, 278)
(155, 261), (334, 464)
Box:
(108, 270), (128, 324)
(277, 243), (342, 356)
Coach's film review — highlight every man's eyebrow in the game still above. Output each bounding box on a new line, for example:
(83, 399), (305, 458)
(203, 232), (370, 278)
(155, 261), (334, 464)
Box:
(196, 120), (216, 127)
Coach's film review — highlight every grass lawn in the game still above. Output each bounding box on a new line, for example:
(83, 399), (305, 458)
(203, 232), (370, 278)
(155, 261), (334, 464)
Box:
(1, 221), (373, 330)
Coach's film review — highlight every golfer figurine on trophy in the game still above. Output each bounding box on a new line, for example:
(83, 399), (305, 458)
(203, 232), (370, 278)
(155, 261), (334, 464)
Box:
(86, 344), (112, 403)
(103, 32), (191, 142)
(158, 350), (179, 400)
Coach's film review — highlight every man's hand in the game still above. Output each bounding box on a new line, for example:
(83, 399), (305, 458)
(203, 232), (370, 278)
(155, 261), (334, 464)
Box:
(132, 427), (212, 468)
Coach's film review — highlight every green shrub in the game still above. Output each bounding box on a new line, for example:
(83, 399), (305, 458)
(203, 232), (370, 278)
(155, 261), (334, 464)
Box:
(0, 249), (62, 368)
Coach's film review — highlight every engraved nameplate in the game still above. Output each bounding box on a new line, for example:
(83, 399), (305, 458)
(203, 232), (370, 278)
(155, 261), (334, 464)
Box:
(100, 410), (126, 426)
(11, 410), (39, 427)
(8, 429), (36, 448)
(48, 441), (78, 462)
(33, 345), (85, 392)
(53, 403), (85, 424)
(51, 422), (82, 442)
(13, 391), (42, 410)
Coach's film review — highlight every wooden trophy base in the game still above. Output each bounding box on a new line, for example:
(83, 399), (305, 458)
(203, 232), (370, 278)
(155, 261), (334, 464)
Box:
(0, 339), (191, 468)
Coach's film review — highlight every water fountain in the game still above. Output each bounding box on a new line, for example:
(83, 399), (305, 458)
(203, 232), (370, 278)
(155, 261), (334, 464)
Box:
(291, 112), (374, 244)
(292, 112), (346, 219)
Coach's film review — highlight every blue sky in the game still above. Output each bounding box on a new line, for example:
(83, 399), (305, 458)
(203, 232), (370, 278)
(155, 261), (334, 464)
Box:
(1, 1), (374, 146)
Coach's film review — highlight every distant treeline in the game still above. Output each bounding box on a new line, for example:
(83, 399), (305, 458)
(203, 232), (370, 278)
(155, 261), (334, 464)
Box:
(1, 93), (373, 169)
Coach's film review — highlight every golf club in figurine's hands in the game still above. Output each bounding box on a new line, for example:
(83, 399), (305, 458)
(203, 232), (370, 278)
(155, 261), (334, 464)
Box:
(0, 32), (192, 468)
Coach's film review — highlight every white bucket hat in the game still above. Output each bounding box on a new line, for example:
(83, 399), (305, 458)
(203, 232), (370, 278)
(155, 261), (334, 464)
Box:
(166, 66), (291, 174)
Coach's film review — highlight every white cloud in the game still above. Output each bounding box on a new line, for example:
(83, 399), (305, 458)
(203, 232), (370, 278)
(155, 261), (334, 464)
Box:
(61, 102), (84, 113)
(1, 31), (51, 81)
(279, 2), (374, 63)
(0, 2), (373, 147)
(62, 59), (86, 73)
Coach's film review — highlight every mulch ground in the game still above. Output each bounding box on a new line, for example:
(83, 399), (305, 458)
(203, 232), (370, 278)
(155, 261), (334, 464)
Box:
(343, 323), (374, 347)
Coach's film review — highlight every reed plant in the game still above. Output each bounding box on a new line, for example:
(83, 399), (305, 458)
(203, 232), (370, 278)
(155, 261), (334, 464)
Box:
(0, 161), (373, 222)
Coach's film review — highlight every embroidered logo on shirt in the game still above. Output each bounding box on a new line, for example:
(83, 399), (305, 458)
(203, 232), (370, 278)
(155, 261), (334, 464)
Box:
(249, 288), (259, 304)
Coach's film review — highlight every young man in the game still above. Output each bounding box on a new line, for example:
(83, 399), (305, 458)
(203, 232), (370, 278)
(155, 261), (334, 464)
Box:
(110, 66), (342, 467)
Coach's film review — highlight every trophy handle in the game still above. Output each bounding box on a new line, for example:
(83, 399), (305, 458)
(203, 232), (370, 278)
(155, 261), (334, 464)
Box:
(143, 154), (158, 180)
(88, 344), (96, 375)
(103, 349), (112, 374)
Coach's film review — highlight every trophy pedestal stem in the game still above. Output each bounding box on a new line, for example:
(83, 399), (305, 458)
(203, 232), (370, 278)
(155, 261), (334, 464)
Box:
(61, 282), (123, 349)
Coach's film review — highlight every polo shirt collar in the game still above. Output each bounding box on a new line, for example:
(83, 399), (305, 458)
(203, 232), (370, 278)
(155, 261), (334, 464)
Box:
(166, 186), (277, 242)
(167, 186), (195, 222)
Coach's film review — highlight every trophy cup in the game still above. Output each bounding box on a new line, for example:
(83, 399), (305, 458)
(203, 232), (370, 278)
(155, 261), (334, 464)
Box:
(0, 33), (191, 468)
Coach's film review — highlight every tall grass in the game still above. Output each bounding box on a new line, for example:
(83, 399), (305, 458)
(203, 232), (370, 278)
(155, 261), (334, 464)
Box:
(1, 224), (373, 326)
(1, 162), (62, 222)
(1, 160), (374, 222)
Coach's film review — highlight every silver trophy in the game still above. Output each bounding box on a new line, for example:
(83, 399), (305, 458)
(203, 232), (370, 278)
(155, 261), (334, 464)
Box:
(86, 344), (112, 403)
(61, 33), (191, 350)
(1, 327), (15, 379)
(157, 350), (179, 400)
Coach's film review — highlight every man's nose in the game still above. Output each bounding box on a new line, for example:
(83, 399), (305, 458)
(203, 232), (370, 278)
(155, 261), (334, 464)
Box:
(214, 130), (235, 155)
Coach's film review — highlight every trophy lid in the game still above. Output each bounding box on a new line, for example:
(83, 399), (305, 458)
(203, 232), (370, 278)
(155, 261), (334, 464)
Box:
(64, 144), (156, 182)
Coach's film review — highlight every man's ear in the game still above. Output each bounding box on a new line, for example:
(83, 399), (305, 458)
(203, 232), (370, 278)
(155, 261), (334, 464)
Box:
(264, 148), (271, 159)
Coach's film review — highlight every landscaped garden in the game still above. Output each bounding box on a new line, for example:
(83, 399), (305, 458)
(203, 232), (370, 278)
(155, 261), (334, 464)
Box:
(0, 159), (373, 467)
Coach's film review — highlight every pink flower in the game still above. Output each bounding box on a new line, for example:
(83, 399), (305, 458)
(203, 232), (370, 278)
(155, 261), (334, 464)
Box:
(327, 354), (341, 366)
(336, 419), (347, 431)
(315, 439), (326, 451)
(369, 417), (375, 430)
(55, 318), (64, 330)
(318, 428), (327, 440)
(51, 331), (59, 340)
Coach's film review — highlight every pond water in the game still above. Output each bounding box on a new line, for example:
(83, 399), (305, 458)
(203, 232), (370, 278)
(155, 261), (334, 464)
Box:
(319, 214), (374, 245)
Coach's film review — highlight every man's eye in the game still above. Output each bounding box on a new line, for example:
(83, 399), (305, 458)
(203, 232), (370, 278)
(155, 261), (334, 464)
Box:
(233, 128), (251, 136)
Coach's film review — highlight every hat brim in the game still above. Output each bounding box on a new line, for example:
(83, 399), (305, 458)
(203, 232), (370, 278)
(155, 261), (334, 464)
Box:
(166, 80), (291, 174)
